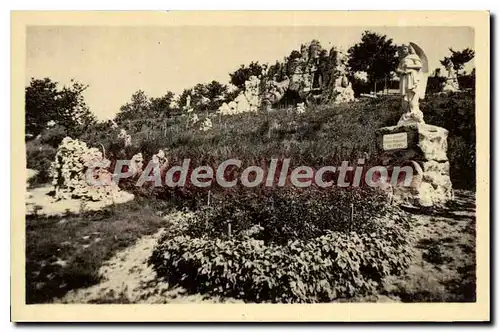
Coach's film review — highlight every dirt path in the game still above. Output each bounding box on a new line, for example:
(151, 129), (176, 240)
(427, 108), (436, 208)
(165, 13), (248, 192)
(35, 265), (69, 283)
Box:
(385, 190), (476, 302)
(56, 216), (242, 304)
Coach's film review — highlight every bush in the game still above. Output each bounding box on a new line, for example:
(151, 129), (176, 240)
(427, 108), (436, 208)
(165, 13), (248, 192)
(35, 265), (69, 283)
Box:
(427, 76), (446, 94)
(149, 186), (413, 303)
(26, 140), (57, 185)
(184, 187), (395, 245)
(458, 74), (475, 90)
(423, 90), (475, 189)
(149, 205), (412, 303)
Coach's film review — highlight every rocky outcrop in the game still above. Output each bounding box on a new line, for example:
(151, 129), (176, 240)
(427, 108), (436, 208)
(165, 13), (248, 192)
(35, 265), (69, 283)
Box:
(261, 76), (290, 111)
(376, 123), (452, 207)
(49, 137), (132, 203)
(199, 117), (213, 131)
(152, 149), (168, 167)
(219, 76), (261, 115)
(296, 102), (306, 114)
(262, 42), (355, 110)
(129, 153), (144, 176)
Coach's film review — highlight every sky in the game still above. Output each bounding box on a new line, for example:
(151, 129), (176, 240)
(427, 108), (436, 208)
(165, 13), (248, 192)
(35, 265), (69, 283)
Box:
(26, 26), (475, 121)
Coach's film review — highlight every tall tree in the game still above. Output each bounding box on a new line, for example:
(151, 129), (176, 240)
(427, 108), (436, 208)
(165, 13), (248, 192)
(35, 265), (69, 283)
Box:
(114, 90), (151, 124)
(149, 91), (175, 118)
(440, 48), (475, 76)
(178, 81), (228, 112)
(347, 31), (399, 93)
(229, 61), (264, 90)
(25, 78), (96, 140)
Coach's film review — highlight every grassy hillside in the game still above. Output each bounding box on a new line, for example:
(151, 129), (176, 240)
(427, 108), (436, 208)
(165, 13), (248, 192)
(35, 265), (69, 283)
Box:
(85, 91), (475, 189)
(28, 90), (475, 192)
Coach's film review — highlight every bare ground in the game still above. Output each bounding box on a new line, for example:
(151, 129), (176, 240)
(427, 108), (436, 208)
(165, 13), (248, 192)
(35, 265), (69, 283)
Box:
(55, 212), (242, 304)
(385, 190), (476, 302)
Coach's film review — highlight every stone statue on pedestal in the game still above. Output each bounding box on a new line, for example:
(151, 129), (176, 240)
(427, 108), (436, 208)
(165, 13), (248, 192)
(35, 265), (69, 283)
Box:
(442, 62), (460, 92)
(397, 43), (429, 125)
(375, 42), (452, 207)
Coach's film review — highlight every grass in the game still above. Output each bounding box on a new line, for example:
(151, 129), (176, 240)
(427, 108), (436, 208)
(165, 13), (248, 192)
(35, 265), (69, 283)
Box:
(25, 197), (171, 303)
(77, 91), (475, 191)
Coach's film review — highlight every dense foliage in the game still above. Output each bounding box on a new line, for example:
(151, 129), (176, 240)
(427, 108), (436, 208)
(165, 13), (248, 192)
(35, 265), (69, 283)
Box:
(183, 187), (394, 245)
(229, 62), (265, 90)
(440, 48), (475, 75)
(348, 31), (399, 92)
(25, 78), (96, 140)
(149, 188), (413, 303)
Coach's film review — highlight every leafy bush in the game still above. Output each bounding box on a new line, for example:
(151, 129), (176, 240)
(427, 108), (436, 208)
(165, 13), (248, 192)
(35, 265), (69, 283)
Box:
(423, 90), (475, 189)
(184, 187), (395, 245)
(458, 74), (475, 90)
(149, 206), (412, 303)
(427, 76), (446, 94)
(26, 140), (57, 185)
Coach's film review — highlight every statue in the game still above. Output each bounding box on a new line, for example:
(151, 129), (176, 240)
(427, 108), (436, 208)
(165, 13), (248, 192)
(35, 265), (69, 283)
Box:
(397, 42), (428, 125)
(442, 62), (460, 92)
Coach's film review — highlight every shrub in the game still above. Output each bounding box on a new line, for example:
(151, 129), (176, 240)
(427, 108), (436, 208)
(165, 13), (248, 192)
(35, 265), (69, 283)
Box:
(149, 186), (413, 303)
(458, 74), (475, 90)
(26, 140), (57, 185)
(423, 90), (475, 189)
(183, 187), (395, 245)
(149, 206), (412, 303)
(427, 76), (446, 94)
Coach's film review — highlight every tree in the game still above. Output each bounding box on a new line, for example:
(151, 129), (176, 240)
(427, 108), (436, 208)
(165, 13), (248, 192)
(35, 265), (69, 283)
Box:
(266, 60), (285, 82)
(347, 31), (399, 93)
(114, 90), (151, 124)
(25, 78), (96, 140)
(229, 61), (264, 90)
(178, 81), (228, 112)
(149, 91), (175, 118)
(440, 48), (475, 76)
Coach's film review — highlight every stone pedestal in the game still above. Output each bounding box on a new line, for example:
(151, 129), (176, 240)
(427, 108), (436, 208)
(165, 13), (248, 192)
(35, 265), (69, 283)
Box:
(375, 123), (453, 207)
(442, 78), (460, 92)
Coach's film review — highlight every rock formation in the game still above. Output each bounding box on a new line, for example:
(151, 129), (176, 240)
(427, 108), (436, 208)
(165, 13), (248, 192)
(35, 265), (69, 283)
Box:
(261, 76), (290, 110)
(376, 124), (453, 207)
(49, 137), (132, 203)
(296, 102), (306, 114)
(152, 149), (168, 167)
(329, 50), (355, 103)
(129, 153), (144, 176)
(219, 75), (262, 115)
(261, 42), (355, 110)
(199, 117), (213, 131)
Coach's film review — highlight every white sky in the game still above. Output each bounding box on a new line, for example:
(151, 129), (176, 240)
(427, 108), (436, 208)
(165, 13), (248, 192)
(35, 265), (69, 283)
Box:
(26, 26), (474, 120)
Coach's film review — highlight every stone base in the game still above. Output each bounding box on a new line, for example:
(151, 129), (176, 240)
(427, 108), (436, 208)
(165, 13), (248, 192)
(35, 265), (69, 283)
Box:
(442, 78), (460, 92)
(398, 109), (424, 126)
(376, 122), (453, 207)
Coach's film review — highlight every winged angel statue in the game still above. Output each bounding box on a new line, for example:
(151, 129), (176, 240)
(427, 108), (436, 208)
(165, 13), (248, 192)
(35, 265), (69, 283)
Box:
(397, 42), (429, 125)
